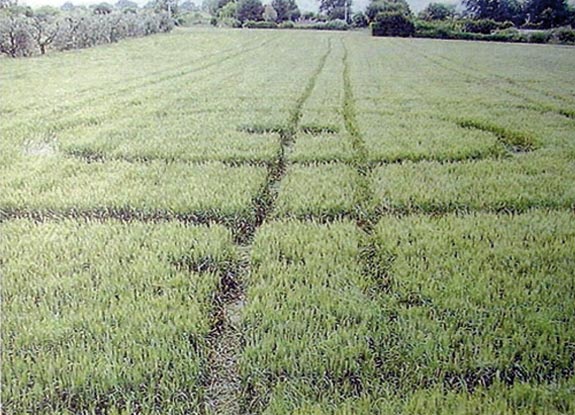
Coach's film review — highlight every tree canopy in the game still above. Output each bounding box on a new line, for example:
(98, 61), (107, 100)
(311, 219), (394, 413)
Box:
(366, 0), (412, 22)
(419, 2), (456, 20)
(235, 0), (263, 22)
(271, 0), (300, 21)
(319, 0), (352, 21)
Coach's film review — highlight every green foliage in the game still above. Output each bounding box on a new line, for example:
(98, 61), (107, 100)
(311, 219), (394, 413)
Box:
(271, 0), (300, 21)
(2, 27), (575, 414)
(92, 2), (114, 14)
(218, 0), (236, 18)
(359, 114), (503, 162)
(462, 0), (522, 23)
(242, 221), (382, 412)
(528, 29), (552, 42)
(464, 18), (503, 33)
(419, 2), (456, 20)
(0, 159), (267, 220)
(292, 19), (350, 30)
(262, 4), (277, 21)
(0, 4), (175, 57)
(524, 0), (569, 28)
(371, 212), (575, 389)
(551, 25), (575, 42)
(372, 10), (415, 36)
(371, 155), (575, 213)
(366, 0), (411, 21)
(319, 0), (352, 21)
(1, 220), (237, 413)
(235, 0), (264, 22)
(414, 18), (460, 37)
(273, 164), (360, 218)
(352, 11), (368, 27)
(243, 19), (277, 28)
(278, 19), (295, 28)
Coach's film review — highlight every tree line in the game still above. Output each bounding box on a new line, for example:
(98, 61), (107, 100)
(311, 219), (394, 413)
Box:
(365, 0), (574, 41)
(0, 0), (176, 57)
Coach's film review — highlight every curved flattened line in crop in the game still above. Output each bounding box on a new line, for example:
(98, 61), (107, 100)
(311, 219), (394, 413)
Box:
(455, 119), (538, 153)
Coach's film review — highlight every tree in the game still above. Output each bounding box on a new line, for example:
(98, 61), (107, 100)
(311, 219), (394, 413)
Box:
(372, 9), (414, 36)
(462, 0), (521, 22)
(0, 13), (35, 56)
(271, 0), (300, 21)
(31, 8), (60, 54)
(351, 11), (368, 26)
(366, 0), (411, 22)
(524, 0), (569, 27)
(319, 0), (352, 22)
(154, 0), (179, 17)
(262, 4), (277, 21)
(235, 0), (263, 22)
(180, 0), (198, 11)
(60, 2), (76, 12)
(419, 2), (455, 20)
(218, 0), (236, 17)
(0, 0), (18, 9)
(92, 3), (114, 14)
(115, 0), (138, 9)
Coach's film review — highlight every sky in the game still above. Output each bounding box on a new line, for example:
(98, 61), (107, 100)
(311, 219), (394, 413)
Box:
(18, 0), (435, 13)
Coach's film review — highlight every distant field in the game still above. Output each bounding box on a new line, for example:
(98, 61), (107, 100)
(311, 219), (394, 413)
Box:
(1, 27), (574, 414)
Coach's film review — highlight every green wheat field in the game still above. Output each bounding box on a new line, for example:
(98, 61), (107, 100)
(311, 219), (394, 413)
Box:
(1, 27), (574, 414)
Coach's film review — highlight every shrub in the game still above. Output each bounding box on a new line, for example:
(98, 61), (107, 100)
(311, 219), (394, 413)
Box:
(463, 19), (499, 34)
(551, 26), (575, 43)
(372, 11), (415, 37)
(296, 19), (349, 30)
(415, 19), (458, 38)
(528, 30), (551, 43)
(419, 2), (455, 21)
(366, 0), (412, 22)
(243, 20), (277, 28)
(278, 20), (295, 28)
(323, 19), (349, 30)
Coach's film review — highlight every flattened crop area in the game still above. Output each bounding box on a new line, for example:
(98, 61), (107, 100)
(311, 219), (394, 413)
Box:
(1, 28), (574, 414)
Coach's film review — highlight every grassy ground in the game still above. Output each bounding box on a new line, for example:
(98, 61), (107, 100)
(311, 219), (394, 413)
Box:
(1, 27), (574, 414)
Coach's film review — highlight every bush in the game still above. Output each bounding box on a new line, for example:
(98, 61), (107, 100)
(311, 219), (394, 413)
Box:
(278, 20), (295, 28)
(415, 19), (458, 38)
(296, 19), (349, 30)
(528, 30), (551, 43)
(366, 0), (411, 22)
(551, 26), (575, 43)
(323, 19), (350, 30)
(243, 20), (277, 28)
(419, 2), (455, 21)
(463, 19), (499, 34)
(372, 11), (415, 37)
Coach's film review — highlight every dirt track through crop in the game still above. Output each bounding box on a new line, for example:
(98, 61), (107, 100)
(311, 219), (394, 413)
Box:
(203, 37), (333, 415)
